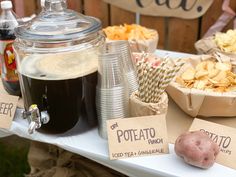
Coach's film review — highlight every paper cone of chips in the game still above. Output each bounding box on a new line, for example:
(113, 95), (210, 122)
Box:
(103, 24), (158, 53)
(128, 33), (158, 53)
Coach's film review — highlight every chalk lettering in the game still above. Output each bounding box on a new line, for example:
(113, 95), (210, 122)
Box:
(220, 149), (232, 155)
(116, 128), (156, 143)
(134, 129), (138, 140)
(150, 128), (155, 137)
(0, 102), (13, 117)
(110, 122), (118, 130)
(178, 0), (197, 11)
(222, 137), (231, 149)
(136, 0), (198, 11)
(124, 152), (135, 157)
(155, 0), (179, 9)
(112, 153), (123, 158)
(139, 128), (145, 140)
(117, 130), (123, 143)
(124, 129), (130, 141)
(200, 129), (231, 149)
(138, 148), (164, 155)
(148, 138), (163, 144)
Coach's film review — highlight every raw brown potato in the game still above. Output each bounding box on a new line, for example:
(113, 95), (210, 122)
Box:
(174, 131), (220, 169)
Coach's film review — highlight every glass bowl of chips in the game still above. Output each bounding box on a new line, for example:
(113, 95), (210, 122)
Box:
(167, 55), (236, 117)
(103, 24), (158, 53)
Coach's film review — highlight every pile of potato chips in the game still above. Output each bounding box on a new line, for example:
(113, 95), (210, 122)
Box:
(103, 24), (157, 41)
(176, 60), (236, 92)
(214, 29), (236, 53)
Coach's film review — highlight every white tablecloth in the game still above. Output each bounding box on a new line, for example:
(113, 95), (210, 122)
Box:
(1, 50), (236, 177)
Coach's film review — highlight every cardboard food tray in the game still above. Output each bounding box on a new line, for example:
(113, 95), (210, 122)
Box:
(166, 55), (236, 118)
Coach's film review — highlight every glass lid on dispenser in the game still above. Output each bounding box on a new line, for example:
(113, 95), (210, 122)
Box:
(15, 0), (101, 42)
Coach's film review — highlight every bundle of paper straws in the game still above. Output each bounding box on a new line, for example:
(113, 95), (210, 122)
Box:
(136, 56), (184, 103)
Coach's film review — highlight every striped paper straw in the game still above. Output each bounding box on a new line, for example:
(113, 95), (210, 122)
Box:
(135, 55), (185, 103)
(147, 67), (156, 102)
(136, 61), (144, 97)
(152, 59), (168, 101)
(155, 66), (177, 102)
(143, 62), (150, 102)
(156, 61), (185, 102)
(139, 62), (148, 101)
(154, 68), (169, 102)
(144, 63), (153, 102)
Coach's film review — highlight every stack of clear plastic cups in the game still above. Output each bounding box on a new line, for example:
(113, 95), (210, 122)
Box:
(96, 53), (129, 139)
(104, 40), (139, 95)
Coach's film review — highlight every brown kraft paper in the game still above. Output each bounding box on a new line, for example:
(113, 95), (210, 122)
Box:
(0, 93), (18, 129)
(129, 33), (158, 53)
(27, 141), (125, 177)
(195, 36), (218, 54)
(166, 97), (236, 145)
(189, 118), (236, 170)
(106, 31), (158, 53)
(129, 91), (168, 117)
(166, 55), (236, 117)
(107, 115), (169, 160)
(0, 79), (23, 108)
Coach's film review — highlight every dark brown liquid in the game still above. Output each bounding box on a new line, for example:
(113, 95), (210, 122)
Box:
(20, 74), (85, 133)
(83, 72), (97, 126)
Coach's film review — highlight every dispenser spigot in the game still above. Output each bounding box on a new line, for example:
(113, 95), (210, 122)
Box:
(22, 104), (50, 134)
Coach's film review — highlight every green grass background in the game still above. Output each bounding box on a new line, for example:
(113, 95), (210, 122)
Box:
(0, 136), (30, 177)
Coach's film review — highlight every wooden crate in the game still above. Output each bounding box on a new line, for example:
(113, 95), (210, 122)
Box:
(9, 0), (236, 53)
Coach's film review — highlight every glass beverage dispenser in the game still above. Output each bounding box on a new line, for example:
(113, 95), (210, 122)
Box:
(13, 0), (104, 134)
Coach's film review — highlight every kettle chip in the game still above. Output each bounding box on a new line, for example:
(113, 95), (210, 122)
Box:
(195, 70), (208, 79)
(181, 68), (195, 81)
(176, 60), (236, 92)
(208, 69), (220, 78)
(215, 62), (231, 71)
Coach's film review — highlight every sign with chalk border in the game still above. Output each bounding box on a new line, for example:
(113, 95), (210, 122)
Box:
(107, 115), (169, 160)
(0, 93), (18, 129)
